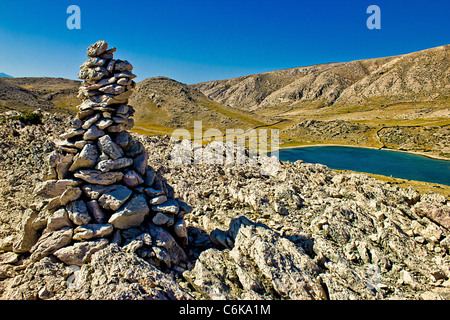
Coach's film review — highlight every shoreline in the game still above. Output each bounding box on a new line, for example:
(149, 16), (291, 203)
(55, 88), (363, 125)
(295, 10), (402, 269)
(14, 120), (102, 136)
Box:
(275, 143), (450, 162)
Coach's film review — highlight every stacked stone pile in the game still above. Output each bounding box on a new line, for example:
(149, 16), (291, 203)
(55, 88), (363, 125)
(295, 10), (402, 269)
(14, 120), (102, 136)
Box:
(12, 41), (190, 269)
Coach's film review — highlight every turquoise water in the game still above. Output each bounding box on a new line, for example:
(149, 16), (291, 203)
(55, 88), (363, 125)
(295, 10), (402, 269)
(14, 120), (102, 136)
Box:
(275, 146), (450, 186)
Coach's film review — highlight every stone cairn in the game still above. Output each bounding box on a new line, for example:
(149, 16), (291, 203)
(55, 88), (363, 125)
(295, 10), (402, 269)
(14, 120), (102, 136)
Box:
(14, 41), (189, 269)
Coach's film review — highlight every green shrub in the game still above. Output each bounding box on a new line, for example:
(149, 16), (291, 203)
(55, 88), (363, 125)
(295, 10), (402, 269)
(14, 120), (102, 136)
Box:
(8, 111), (43, 125)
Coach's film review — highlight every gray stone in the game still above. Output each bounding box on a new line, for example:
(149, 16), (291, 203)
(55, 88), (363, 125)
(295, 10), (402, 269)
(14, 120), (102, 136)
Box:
(115, 60), (133, 72)
(82, 184), (109, 200)
(152, 212), (174, 227)
(66, 200), (91, 226)
(0, 252), (19, 265)
(33, 179), (81, 199)
(173, 218), (188, 246)
(83, 125), (105, 140)
(87, 40), (109, 57)
(81, 113), (101, 130)
(96, 118), (114, 130)
(96, 157), (133, 172)
(74, 170), (123, 185)
(122, 170), (144, 188)
(147, 223), (187, 268)
(45, 208), (72, 232)
(60, 128), (85, 139)
(99, 84), (125, 95)
(56, 154), (74, 179)
(53, 238), (109, 266)
(108, 194), (149, 229)
(98, 184), (132, 211)
(59, 186), (82, 206)
(114, 131), (130, 148)
(73, 224), (114, 241)
(12, 209), (39, 253)
(152, 199), (179, 215)
(86, 200), (106, 223)
(30, 228), (73, 262)
(133, 152), (148, 176)
(149, 195), (168, 205)
(144, 187), (164, 197)
(97, 135), (123, 160)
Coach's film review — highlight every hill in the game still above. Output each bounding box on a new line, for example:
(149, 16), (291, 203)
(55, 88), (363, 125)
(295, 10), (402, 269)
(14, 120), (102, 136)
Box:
(0, 73), (13, 78)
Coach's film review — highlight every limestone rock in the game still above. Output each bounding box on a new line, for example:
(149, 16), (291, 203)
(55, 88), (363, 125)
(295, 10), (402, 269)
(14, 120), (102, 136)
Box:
(33, 179), (81, 199)
(108, 194), (149, 229)
(30, 227), (73, 262)
(72, 224), (114, 241)
(53, 238), (109, 266)
(98, 184), (132, 211)
(74, 169), (123, 185)
(97, 135), (123, 160)
(66, 200), (91, 226)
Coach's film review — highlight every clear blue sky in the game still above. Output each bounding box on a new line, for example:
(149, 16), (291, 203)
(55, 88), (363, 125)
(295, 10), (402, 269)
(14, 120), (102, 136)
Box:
(0, 0), (449, 84)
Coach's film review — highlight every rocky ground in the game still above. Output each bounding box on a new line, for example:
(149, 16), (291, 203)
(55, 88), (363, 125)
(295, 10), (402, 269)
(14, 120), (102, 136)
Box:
(0, 111), (449, 300)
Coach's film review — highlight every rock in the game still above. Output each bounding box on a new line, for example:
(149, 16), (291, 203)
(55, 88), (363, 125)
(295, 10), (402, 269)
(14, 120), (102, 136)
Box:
(98, 184), (132, 211)
(97, 135), (123, 160)
(152, 212), (174, 227)
(33, 179), (81, 199)
(114, 131), (130, 148)
(133, 152), (148, 175)
(66, 200), (91, 226)
(147, 223), (187, 268)
(115, 60), (133, 72)
(122, 170), (144, 188)
(74, 169), (123, 185)
(53, 238), (109, 266)
(97, 119), (114, 130)
(60, 128), (85, 139)
(86, 200), (106, 223)
(12, 209), (40, 253)
(184, 216), (326, 300)
(81, 113), (101, 130)
(87, 40), (109, 57)
(173, 218), (188, 246)
(149, 195), (168, 205)
(57, 244), (192, 300)
(30, 228), (73, 262)
(56, 154), (74, 179)
(72, 224), (114, 241)
(144, 187), (164, 197)
(153, 199), (179, 215)
(83, 125), (105, 140)
(109, 194), (149, 229)
(143, 169), (156, 187)
(96, 157), (133, 172)
(59, 186), (82, 206)
(0, 252), (19, 265)
(45, 207), (72, 232)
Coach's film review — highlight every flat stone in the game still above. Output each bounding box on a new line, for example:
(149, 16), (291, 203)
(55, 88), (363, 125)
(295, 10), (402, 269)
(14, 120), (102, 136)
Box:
(173, 218), (188, 246)
(83, 125), (105, 140)
(152, 212), (174, 227)
(98, 185), (132, 211)
(149, 195), (168, 205)
(69, 144), (99, 171)
(114, 60), (133, 72)
(60, 128), (85, 139)
(73, 224), (114, 241)
(82, 184), (109, 200)
(87, 40), (109, 57)
(80, 57), (106, 69)
(66, 200), (91, 226)
(45, 208), (72, 232)
(96, 157), (133, 172)
(0, 252), (19, 265)
(108, 194), (149, 229)
(33, 179), (81, 199)
(81, 113), (101, 130)
(144, 187), (165, 197)
(74, 170), (123, 185)
(152, 199), (179, 215)
(143, 169), (156, 187)
(97, 135), (123, 160)
(53, 238), (109, 266)
(122, 170), (144, 188)
(96, 118), (113, 130)
(59, 186), (82, 206)
(30, 228), (73, 262)
(99, 84), (125, 95)
(116, 105), (129, 114)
